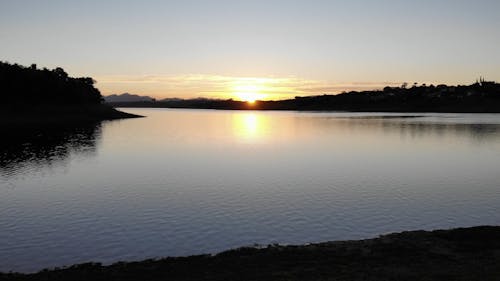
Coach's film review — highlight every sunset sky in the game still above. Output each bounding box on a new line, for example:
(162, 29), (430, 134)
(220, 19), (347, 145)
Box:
(1, 0), (499, 100)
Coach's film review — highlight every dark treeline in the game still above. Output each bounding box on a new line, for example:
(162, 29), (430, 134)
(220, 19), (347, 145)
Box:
(0, 62), (141, 122)
(0, 61), (102, 104)
(289, 79), (500, 112)
(109, 79), (500, 112)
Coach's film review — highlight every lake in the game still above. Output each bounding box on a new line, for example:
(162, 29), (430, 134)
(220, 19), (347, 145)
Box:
(1, 108), (500, 272)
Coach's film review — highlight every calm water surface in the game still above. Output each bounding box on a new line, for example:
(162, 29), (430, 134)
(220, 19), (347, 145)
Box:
(1, 108), (500, 272)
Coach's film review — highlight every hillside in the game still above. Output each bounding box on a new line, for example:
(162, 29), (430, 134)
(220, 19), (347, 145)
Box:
(0, 62), (141, 123)
(108, 80), (500, 113)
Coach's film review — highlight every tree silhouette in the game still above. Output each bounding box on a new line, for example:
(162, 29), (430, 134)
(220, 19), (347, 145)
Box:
(0, 61), (103, 105)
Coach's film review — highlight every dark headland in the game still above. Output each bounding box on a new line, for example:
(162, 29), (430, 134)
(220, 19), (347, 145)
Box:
(108, 79), (500, 113)
(0, 62), (141, 124)
(1, 226), (499, 281)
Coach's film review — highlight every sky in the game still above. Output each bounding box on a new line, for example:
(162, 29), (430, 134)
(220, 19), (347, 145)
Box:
(1, 0), (500, 100)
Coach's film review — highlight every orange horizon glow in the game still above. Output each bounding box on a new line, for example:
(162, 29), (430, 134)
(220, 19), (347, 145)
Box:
(232, 82), (269, 102)
(96, 74), (403, 101)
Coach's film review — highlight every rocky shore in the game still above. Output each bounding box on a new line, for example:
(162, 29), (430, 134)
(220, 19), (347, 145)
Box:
(2, 226), (499, 281)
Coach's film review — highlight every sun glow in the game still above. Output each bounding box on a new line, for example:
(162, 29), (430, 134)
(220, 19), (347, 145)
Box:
(100, 75), (329, 101)
(232, 83), (268, 103)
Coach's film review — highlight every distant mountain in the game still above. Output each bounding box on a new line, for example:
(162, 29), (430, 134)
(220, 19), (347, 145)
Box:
(105, 93), (155, 103)
(105, 80), (500, 113)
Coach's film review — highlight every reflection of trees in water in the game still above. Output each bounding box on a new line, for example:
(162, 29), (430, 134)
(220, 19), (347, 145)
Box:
(379, 121), (500, 142)
(0, 123), (102, 178)
(303, 116), (500, 142)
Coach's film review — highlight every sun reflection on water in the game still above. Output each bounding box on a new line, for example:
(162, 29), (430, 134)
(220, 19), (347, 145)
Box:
(232, 113), (268, 143)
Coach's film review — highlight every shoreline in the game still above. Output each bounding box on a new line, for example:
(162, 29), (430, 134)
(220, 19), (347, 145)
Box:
(2, 225), (500, 280)
(107, 80), (500, 113)
(107, 101), (500, 113)
(0, 104), (143, 125)
(116, 105), (500, 114)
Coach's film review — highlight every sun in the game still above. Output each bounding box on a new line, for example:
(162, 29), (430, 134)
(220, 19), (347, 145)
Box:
(238, 92), (259, 103)
(233, 84), (266, 103)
